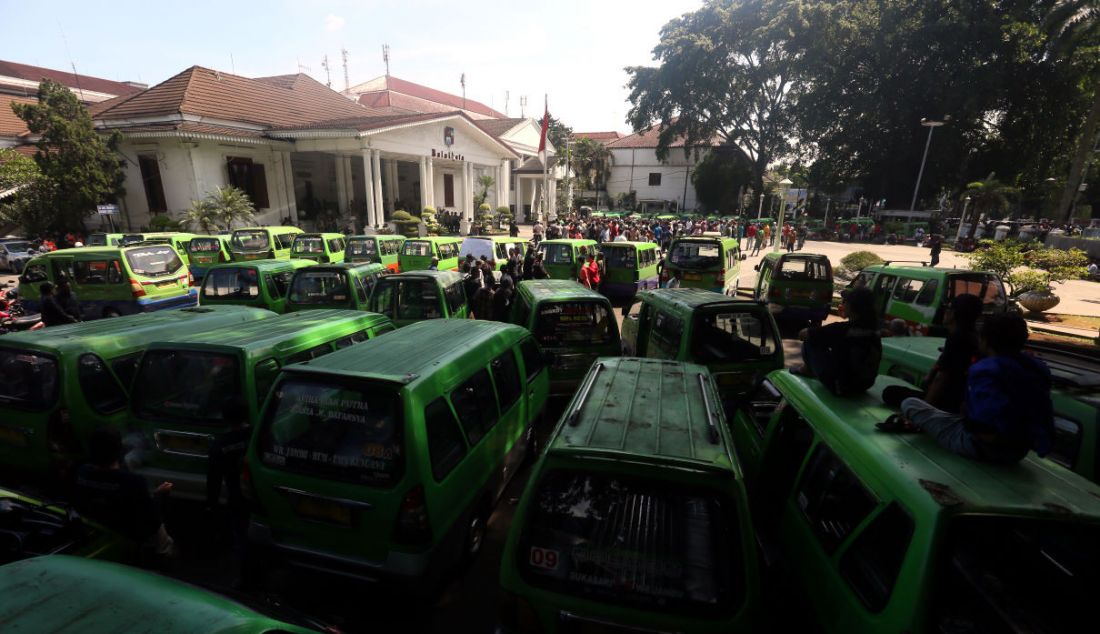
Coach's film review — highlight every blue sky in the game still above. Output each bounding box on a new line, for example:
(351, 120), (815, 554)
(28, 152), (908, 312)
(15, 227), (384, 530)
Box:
(0, 0), (702, 132)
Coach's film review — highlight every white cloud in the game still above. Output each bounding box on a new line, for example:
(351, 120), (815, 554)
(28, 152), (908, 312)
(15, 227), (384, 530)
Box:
(324, 14), (346, 32)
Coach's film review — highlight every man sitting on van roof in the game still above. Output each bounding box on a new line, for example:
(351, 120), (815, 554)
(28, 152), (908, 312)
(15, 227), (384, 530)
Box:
(881, 313), (1054, 464)
(794, 287), (882, 397)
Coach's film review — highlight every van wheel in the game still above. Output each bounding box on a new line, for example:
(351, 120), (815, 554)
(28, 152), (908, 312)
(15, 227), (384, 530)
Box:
(524, 425), (541, 466)
(464, 504), (490, 560)
(103, 308), (121, 318)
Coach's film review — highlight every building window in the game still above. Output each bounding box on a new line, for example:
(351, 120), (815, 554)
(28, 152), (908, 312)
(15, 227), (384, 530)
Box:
(648, 172), (662, 187)
(443, 173), (455, 207)
(138, 156), (167, 213)
(226, 157), (270, 209)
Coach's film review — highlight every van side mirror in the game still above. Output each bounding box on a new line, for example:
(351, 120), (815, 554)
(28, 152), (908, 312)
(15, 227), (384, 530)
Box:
(754, 264), (760, 271)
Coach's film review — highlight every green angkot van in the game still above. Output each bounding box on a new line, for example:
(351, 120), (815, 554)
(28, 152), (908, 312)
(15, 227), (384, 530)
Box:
(229, 226), (304, 262)
(459, 236), (528, 270)
(880, 336), (1100, 484)
(290, 232), (346, 264)
(246, 320), (549, 590)
(510, 280), (620, 396)
(346, 235), (406, 272)
(753, 252), (834, 327)
(848, 263), (1008, 334)
(0, 306), (273, 480)
(199, 259), (315, 314)
(368, 270), (468, 328)
(0, 486), (132, 565)
(730, 370), (1100, 633)
(286, 262), (388, 313)
(599, 241), (660, 298)
(399, 236), (463, 272)
(0, 556), (325, 633)
(186, 235), (234, 282)
(128, 232), (199, 268)
(621, 289), (784, 399)
(536, 239), (598, 280)
(662, 236), (741, 293)
(499, 357), (760, 634)
(19, 245), (198, 319)
(86, 233), (126, 247)
(127, 309), (394, 499)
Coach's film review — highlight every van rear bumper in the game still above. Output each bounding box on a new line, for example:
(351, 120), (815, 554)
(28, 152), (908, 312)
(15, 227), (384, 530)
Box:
(769, 303), (829, 323)
(137, 289), (198, 312)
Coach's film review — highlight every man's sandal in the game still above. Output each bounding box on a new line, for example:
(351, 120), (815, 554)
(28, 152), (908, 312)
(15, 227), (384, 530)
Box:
(875, 414), (919, 433)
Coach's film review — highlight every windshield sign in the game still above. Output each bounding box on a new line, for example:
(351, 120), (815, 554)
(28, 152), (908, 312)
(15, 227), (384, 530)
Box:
(125, 245), (182, 277)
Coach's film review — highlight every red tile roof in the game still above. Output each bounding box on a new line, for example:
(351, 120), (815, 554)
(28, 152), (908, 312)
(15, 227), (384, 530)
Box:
(0, 60), (143, 97)
(95, 67), (386, 129)
(0, 96), (36, 138)
(606, 122), (720, 149)
(108, 121), (267, 139)
(574, 131), (623, 142)
(473, 118), (528, 138)
(354, 75), (505, 119)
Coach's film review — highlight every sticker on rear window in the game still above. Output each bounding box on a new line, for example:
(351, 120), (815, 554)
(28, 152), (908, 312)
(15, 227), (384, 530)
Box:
(529, 546), (559, 572)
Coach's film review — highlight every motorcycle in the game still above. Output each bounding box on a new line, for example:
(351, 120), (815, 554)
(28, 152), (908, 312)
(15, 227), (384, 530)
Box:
(0, 288), (41, 333)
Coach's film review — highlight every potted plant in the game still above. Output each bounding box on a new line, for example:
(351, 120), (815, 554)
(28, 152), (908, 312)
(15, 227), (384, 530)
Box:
(1009, 247), (1089, 313)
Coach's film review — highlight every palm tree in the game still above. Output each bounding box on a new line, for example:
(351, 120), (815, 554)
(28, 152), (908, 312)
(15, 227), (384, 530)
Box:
(963, 174), (1016, 239)
(1043, 0), (1100, 222)
(572, 138), (612, 192)
(186, 186), (256, 232)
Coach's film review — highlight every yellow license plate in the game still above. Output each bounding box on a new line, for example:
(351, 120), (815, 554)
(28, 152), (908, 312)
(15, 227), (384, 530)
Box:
(196, 256), (213, 264)
(0, 425), (29, 448)
(290, 495), (352, 526)
(684, 273), (701, 281)
(716, 372), (749, 387)
(155, 432), (210, 456)
(155, 280), (177, 289)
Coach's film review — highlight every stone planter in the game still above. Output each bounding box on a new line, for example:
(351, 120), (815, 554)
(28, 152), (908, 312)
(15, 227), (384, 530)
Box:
(1017, 290), (1061, 313)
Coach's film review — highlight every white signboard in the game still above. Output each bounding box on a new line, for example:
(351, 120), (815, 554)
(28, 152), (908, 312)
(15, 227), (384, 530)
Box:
(96, 204), (119, 215)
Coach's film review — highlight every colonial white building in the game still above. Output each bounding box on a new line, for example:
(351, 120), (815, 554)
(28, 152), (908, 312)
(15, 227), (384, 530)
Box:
(90, 66), (556, 232)
(602, 124), (717, 213)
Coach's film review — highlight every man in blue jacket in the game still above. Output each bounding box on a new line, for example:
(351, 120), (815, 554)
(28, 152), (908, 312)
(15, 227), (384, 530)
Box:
(883, 313), (1054, 463)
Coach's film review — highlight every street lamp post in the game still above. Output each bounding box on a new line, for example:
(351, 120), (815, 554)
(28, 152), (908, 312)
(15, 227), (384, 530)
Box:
(910, 116), (951, 213)
(773, 178), (793, 253)
(956, 196), (971, 241)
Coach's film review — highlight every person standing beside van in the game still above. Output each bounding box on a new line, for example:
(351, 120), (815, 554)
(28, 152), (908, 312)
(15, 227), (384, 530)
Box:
(929, 233), (943, 267)
(39, 282), (80, 327)
(794, 287), (881, 396)
(472, 279), (496, 320)
(56, 279), (83, 322)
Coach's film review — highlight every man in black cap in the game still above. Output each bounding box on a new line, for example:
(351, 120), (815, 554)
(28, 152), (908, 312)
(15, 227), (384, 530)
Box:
(793, 287), (882, 396)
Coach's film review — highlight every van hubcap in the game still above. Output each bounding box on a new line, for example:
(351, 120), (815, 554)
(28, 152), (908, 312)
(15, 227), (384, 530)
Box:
(467, 515), (485, 554)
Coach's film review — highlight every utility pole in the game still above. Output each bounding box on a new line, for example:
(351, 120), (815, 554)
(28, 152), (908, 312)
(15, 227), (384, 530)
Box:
(504, 90), (509, 116)
(321, 55), (331, 88)
(520, 95), (527, 118)
(460, 73), (466, 109)
(341, 48), (350, 94)
(382, 44), (390, 76)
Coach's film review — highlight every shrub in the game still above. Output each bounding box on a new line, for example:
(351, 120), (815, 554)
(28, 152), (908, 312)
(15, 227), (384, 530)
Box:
(1006, 269), (1049, 295)
(391, 210), (413, 222)
(835, 250), (884, 280)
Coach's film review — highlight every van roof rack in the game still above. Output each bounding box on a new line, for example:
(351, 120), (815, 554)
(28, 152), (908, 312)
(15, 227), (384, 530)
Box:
(884, 260), (929, 267)
(567, 362), (605, 427)
(696, 373), (720, 445)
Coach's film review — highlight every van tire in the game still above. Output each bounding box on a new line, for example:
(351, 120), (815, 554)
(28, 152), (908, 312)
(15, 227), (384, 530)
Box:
(463, 502), (491, 561)
(103, 308), (121, 318)
(524, 424), (541, 466)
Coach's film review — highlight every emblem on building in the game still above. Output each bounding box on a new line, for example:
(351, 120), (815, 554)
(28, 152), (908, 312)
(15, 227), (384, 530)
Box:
(444, 126), (455, 146)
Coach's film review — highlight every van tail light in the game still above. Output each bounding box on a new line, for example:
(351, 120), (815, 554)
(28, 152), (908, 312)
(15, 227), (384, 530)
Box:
(715, 269), (725, 285)
(393, 484), (432, 545)
(187, 271), (195, 287)
(498, 590), (542, 633)
(130, 278), (146, 298)
(659, 269), (669, 283)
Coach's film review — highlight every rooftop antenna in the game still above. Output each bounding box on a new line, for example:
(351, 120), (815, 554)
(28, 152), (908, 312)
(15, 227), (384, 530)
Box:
(296, 57), (311, 74)
(230, 52), (235, 75)
(460, 73), (466, 109)
(505, 90), (510, 116)
(382, 44), (391, 76)
(341, 48), (350, 93)
(520, 95), (528, 118)
(57, 21), (85, 101)
(321, 54), (331, 88)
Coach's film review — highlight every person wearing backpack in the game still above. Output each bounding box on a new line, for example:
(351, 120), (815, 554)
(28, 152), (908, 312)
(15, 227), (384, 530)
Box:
(793, 287), (881, 396)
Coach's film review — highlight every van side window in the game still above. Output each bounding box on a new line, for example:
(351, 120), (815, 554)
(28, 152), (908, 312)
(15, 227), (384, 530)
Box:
(254, 358), (280, 405)
(491, 351), (522, 411)
(649, 311), (683, 358)
(797, 444), (878, 553)
(915, 279), (939, 306)
(328, 238), (345, 253)
(354, 277), (369, 304)
(110, 353), (143, 388)
(78, 354), (127, 414)
(20, 262), (48, 284)
(839, 502), (914, 612)
(444, 282), (466, 315)
(520, 338), (544, 380)
(286, 344), (331, 365)
(450, 369), (500, 444)
(74, 260), (123, 285)
(892, 278), (925, 303)
(268, 272), (293, 299)
(425, 397), (467, 481)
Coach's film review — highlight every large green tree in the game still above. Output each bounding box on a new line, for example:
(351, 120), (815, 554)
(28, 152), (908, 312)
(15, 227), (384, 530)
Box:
(11, 79), (124, 232)
(625, 0), (803, 203)
(571, 137), (612, 191)
(691, 149), (755, 213)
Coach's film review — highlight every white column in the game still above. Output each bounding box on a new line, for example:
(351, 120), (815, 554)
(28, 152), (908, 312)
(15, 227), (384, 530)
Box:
(549, 179), (557, 220)
(464, 162), (474, 222)
(371, 150), (384, 224)
(501, 159), (511, 215)
(418, 156), (429, 212)
(514, 176), (524, 223)
(426, 158), (436, 209)
(335, 155), (348, 214)
(282, 151), (299, 224)
(362, 150), (376, 228)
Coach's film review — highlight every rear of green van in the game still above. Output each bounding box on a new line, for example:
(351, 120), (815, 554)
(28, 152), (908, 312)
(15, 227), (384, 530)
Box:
(527, 297), (620, 395)
(186, 236), (231, 282)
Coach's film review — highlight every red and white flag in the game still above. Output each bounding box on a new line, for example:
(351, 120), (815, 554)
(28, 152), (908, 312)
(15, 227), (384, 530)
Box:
(537, 95), (549, 165)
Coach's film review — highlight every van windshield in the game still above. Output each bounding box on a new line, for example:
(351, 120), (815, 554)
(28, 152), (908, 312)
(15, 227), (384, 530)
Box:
(539, 243), (574, 265)
(132, 350), (241, 424)
(258, 378), (403, 487)
(534, 301), (614, 347)
(125, 245), (182, 277)
(202, 267), (259, 299)
(290, 271), (350, 305)
(459, 238), (494, 261)
(347, 239), (376, 258)
(691, 309), (778, 363)
(777, 256), (830, 281)
(232, 230), (270, 251)
(0, 348), (59, 411)
(370, 278), (442, 321)
(519, 470), (744, 615)
(670, 241), (722, 269)
(601, 246), (635, 269)
(293, 238), (325, 254)
(189, 238), (223, 253)
(948, 274), (1006, 313)
(402, 241), (432, 257)
(933, 515), (1099, 632)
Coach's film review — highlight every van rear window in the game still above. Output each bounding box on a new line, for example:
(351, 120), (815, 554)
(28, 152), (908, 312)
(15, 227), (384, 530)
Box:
(259, 378), (403, 487)
(87, 234), (108, 247)
(519, 470), (744, 615)
(189, 238), (222, 253)
(232, 230), (270, 251)
(778, 256), (830, 280)
(602, 246), (634, 268)
(948, 274), (1006, 312)
(933, 516), (1100, 632)
(293, 238), (325, 254)
(132, 350), (241, 424)
(402, 241), (432, 257)
(691, 309), (778, 363)
(670, 241), (721, 269)
(539, 243), (574, 265)
(0, 348), (59, 411)
(289, 271), (350, 304)
(534, 301), (613, 347)
(370, 278), (442, 321)
(202, 267), (259, 299)
(347, 239), (376, 258)
(125, 245), (182, 277)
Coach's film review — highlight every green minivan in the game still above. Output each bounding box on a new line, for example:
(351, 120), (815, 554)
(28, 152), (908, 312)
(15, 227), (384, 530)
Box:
(186, 234), (234, 283)
(459, 236), (528, 270)
(752, 252), (834, 327)
(290, 232), (346, 264)
(510, 280), (620, 396)
(0, 486), (132, 564)
(598, 241), (660, 298)
(499, 357), (760, 633)
(368, 270), (469, 327)
(662, 235), (741, 294)
(0, 306), (273, 480)
(199, 259), (315, 314)
(19, 245), (198, 319)
(730, 370), (1100, 633)
(346, 235), (406, 272)
(399, 236), (463, 272)
(621, 289), (784, 399)
(536, 239), (597, 280)
(246, 319), (550, 590)
(286, 262), (388, 313)
(0, 556), (324, 633)
(127, 309), (394, 499)
(229, 226), (304, 262)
